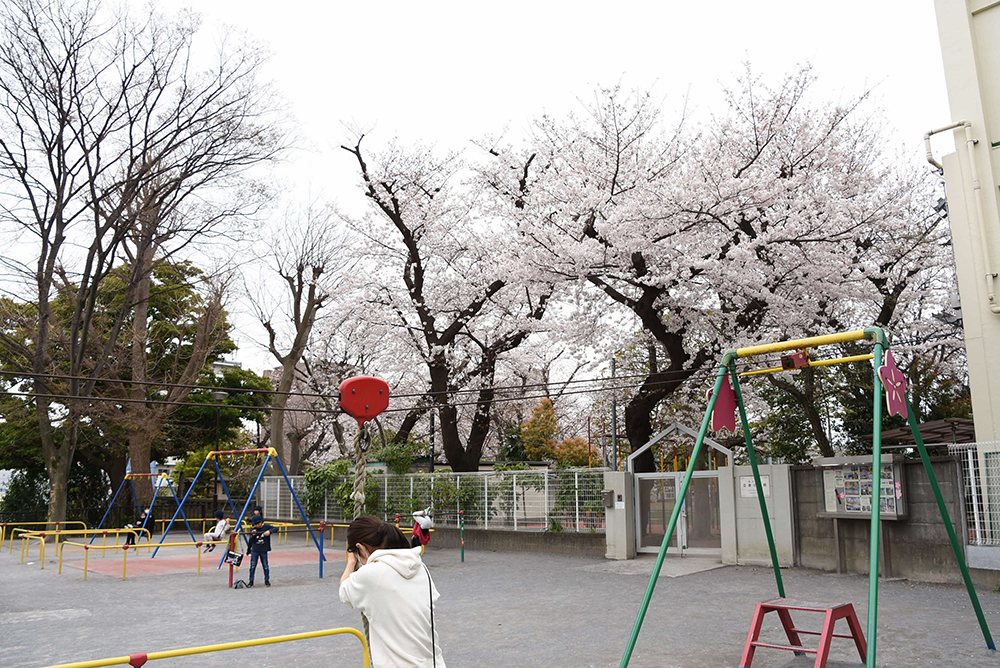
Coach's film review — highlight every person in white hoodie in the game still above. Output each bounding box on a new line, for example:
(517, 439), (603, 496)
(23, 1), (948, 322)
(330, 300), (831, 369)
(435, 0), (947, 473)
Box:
(339, 515), (445, 668)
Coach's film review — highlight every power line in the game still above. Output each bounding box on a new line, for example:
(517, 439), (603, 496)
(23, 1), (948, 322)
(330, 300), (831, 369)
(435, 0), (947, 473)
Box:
(0, 349), (875, 419)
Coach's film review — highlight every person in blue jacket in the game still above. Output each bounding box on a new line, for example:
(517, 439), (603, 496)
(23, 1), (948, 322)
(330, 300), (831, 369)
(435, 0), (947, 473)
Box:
(245, 514), (275, 587)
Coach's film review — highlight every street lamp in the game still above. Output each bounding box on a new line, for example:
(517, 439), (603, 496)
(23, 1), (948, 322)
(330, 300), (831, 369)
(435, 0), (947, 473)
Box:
(210, 390), (228, 502)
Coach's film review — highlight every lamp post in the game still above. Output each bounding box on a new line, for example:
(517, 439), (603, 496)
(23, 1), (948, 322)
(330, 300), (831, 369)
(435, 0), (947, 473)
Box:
(210, 390), (228, 501)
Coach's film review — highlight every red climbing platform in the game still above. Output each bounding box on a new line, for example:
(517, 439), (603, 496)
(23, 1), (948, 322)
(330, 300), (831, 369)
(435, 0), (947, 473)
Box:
(739, 598), (867, 668)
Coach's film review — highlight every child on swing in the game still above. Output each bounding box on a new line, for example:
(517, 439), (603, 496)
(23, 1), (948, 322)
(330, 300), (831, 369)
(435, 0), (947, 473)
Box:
(203, 510), (229, 552)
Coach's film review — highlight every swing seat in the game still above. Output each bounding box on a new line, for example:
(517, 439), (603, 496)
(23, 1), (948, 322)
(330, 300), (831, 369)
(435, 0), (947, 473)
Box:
(739, 598), (866, 668)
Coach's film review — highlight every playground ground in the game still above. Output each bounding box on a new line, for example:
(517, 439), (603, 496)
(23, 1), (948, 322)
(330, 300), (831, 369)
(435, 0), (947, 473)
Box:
(3, 537), (1000, 668)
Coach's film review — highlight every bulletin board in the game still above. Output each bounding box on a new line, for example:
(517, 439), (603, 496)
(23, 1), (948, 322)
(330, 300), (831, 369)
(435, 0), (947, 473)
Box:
(814, 454), (906, 520)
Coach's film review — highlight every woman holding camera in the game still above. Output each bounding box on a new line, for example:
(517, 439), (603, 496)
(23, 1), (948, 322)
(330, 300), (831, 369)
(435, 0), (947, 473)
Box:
(339, 515), (445, 667)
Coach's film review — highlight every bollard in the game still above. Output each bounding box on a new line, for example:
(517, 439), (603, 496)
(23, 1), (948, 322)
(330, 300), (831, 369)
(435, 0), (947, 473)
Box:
(459, 510), (465, 563)
(319, 523), (325, 579)
(228, 534), (237, 588)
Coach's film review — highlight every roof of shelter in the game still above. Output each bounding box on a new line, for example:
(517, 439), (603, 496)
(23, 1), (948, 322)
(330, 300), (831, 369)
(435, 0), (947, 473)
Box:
(876, 417), (976, 445)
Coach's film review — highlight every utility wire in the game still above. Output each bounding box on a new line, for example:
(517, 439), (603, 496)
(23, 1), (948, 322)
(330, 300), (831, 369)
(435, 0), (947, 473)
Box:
(0, 349), (872, 417)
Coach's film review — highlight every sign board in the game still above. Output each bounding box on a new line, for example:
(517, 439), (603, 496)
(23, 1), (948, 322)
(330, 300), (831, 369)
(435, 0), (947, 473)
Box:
(739, 475), (770, 498)
(814, 455), (906, 520)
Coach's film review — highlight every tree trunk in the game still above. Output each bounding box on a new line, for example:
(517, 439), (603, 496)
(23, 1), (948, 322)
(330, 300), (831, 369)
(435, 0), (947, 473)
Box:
(128, 427), (161, 502)
(269, 358), (297, 468)
(625, 365), (703, 473)
(129, 240), (155, 499)
(41, 412), (75, 523)
(766, 368), (834, 458)
(288, 430), (302, 475)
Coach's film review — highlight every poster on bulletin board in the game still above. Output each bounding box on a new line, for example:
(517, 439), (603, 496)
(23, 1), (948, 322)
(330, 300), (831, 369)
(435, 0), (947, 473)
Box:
(813, 455), (906, 520)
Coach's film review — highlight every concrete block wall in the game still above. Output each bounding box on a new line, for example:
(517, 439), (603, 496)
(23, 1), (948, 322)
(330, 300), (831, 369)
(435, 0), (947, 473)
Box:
(428, 527), (606, 557)
(791, 457), (997, 585)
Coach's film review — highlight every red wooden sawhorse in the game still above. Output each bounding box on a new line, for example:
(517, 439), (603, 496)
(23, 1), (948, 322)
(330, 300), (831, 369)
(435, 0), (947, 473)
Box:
(739, 598), (867, 668)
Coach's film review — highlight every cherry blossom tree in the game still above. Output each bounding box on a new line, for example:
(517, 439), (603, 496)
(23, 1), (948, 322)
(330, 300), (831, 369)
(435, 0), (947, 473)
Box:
(341, 137), (554, 471)
(481, 66), (956, 470)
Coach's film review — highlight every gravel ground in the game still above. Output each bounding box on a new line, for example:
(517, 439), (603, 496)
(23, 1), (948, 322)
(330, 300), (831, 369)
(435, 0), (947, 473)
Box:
(3, 539), (999, 667)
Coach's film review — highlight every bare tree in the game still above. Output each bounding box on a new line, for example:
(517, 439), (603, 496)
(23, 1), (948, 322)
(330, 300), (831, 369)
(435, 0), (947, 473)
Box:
(0, 0), (285, 520)
(257, 203), (348, 473)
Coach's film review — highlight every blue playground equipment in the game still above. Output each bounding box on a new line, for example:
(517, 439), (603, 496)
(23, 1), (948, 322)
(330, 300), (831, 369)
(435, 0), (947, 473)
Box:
(90, 472), (196, 545)
(153, 447), (326, 575)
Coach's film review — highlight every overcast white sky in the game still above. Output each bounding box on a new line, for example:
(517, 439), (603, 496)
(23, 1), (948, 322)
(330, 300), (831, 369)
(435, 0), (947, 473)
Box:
(162, 0), (957, 373)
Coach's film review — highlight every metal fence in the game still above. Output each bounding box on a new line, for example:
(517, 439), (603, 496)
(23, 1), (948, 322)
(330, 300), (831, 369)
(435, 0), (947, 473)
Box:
(950, 442), (1000, 547)
(260, 469), (607, 532)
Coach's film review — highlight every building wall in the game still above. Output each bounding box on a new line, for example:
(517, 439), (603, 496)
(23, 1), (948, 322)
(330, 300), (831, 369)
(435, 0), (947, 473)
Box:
(719, 464), (794, 567)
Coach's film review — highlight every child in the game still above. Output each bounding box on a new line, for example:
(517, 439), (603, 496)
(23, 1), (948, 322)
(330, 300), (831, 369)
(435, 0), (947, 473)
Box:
(245, 514), (275, 587)
(411, 508), (434, 549)
(203, 510), (229, 552)
(123, 508), (151, 547)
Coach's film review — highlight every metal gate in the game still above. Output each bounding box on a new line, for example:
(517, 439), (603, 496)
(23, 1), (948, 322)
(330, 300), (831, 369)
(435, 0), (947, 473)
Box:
(634, 471), (721, 555)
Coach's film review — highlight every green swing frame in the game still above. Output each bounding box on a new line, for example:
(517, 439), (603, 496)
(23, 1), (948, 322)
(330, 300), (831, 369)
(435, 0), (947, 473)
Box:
(619, 326), (994, 667)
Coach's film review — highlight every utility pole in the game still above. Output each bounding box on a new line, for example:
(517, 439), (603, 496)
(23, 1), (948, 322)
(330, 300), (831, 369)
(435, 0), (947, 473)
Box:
(429, 410), (435, 473)
(611, 358), (618, 471)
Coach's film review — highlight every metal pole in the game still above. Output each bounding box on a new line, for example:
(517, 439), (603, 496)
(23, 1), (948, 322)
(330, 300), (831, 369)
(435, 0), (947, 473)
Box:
(154, 456), (211, 558)
(906, 397), (994, 650)
(611, 358), (618, 470)
(730, 367), (786, 597)
(460, 510), (465, 562)
(575, 471), (580, 532)
(91, 478), (128, 543)
(865, 340), (885, 668)
(968, 448), (983, 544)
(429, 411), (435, 474)
(619, 361), (728, 668)
(513, 474), (518, 531)
(544, 473), (549, 529)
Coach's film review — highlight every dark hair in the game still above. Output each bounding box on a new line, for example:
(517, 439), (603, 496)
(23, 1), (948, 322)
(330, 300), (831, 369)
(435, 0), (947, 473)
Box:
(214, 510), (225, 520)
(347, 515), (409, 553)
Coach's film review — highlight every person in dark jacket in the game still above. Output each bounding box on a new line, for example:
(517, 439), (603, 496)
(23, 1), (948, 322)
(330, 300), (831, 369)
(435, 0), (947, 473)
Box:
(123, 508), (153, 547)
(245, 514), (275, 587)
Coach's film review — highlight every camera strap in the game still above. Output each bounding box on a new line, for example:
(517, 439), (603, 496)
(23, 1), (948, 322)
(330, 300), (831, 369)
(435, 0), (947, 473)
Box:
(423, 563), (436, 668)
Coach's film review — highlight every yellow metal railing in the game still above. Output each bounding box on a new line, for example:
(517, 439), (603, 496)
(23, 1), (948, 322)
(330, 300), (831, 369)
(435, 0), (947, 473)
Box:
(40, 627), (370, 668)
(58, 538), (230, 581)
(19, 529), (147, 569)
(4, 521), (87, 551)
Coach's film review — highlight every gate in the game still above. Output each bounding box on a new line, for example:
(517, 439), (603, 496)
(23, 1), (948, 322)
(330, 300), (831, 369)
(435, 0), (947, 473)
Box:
(634, 471), (721, 555)
(627, 423), (731, 556)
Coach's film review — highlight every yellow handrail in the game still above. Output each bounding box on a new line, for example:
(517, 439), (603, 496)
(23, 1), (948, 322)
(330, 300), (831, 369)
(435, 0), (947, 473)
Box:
(4, 521), (87, 551)
(1, 520), (87, 546)
(40, 627), (370, 668)
(58, 539), (230, 581)
(17, 528), (151, 565)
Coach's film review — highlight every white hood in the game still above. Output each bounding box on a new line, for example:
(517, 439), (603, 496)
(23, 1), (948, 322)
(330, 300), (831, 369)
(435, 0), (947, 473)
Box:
(367, 546), (423, 579)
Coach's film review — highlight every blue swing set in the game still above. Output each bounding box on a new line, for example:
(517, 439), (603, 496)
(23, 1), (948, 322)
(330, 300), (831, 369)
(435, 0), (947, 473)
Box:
(90, 472), (196, 545)
(153, 447), (325, 575)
